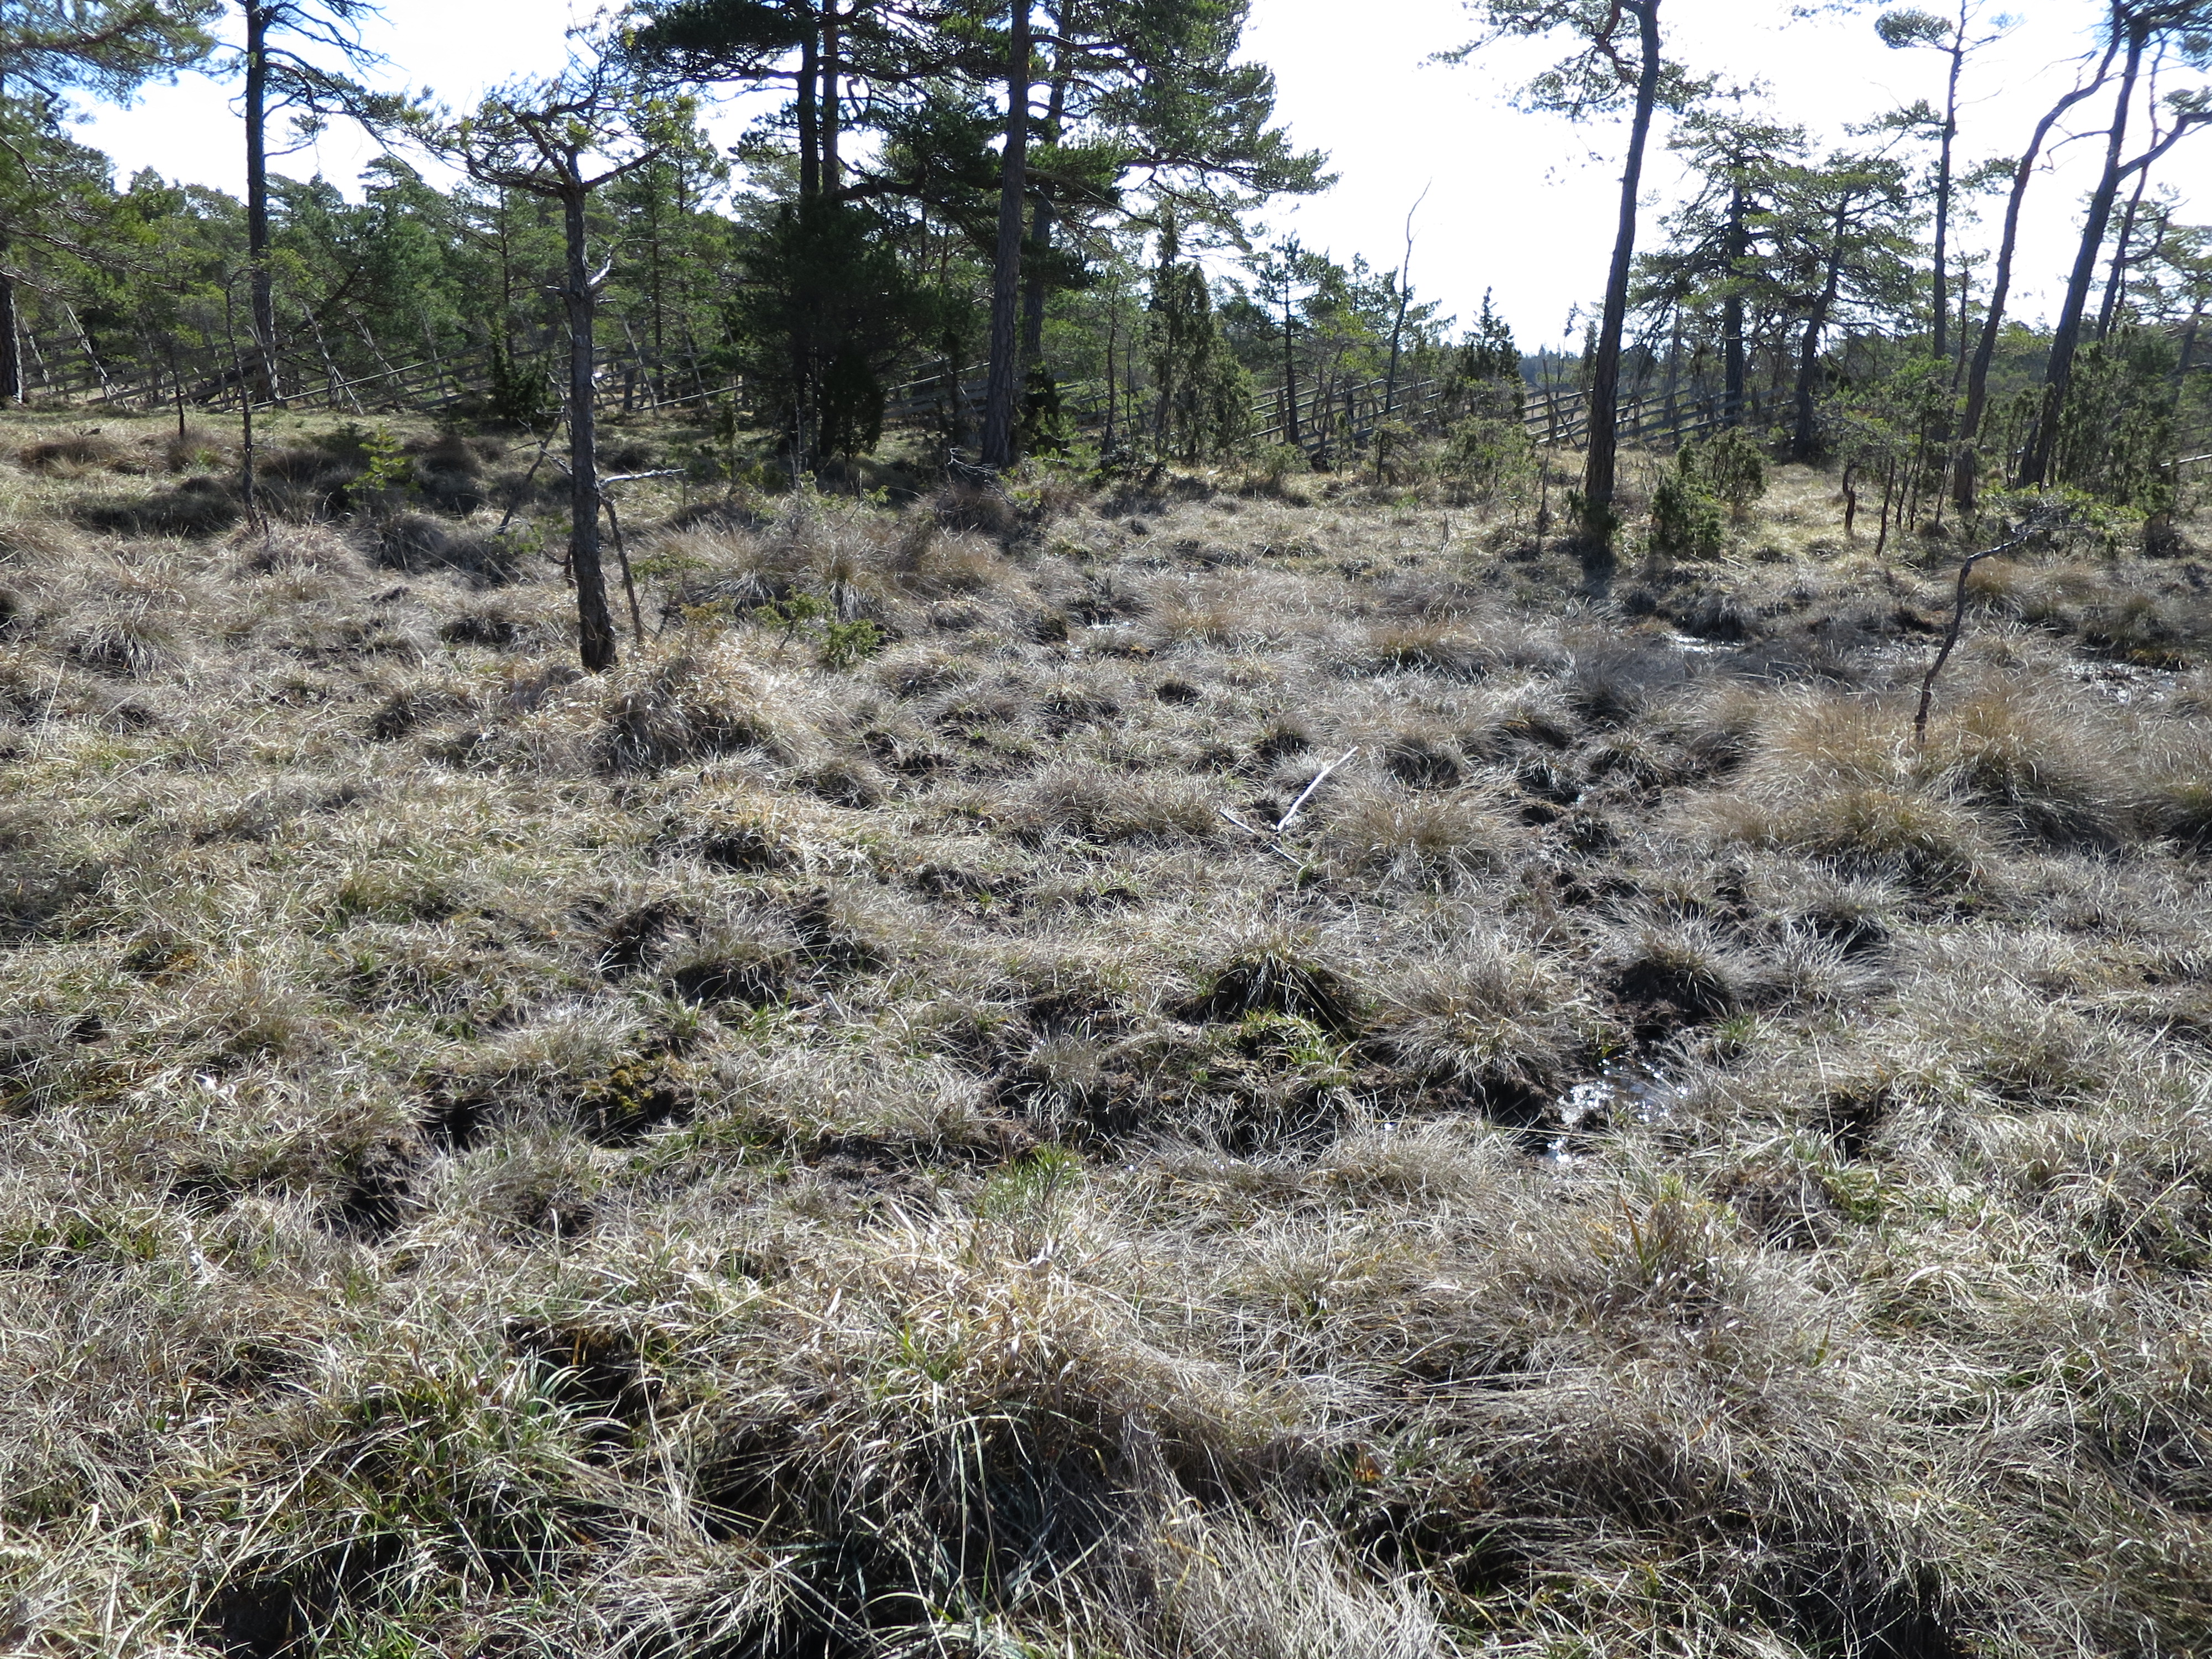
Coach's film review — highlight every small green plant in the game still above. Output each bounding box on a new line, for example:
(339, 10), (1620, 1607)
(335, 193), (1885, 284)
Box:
(979, 1145), (1086, 1220)
(1255, 442), (1307, 489)
(1648, 463), (1725, 564)
(357, 424), (414, 496)
(1648, 475), (1723, 564)
(486, 337), (555, 429)
(1679, 428), (1768, 520)
(745, 593), (884, 670)
(493, 518), (545, 562)
(750, 592), (830, 651)
(817, 617), (886, 670)
(1445, 415), (1535, 503)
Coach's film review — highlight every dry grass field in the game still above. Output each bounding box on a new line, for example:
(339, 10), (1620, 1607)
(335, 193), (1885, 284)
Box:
(3, 405), (2212, 1658)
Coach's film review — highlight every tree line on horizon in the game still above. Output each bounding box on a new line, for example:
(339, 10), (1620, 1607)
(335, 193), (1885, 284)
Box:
(1, 1), (2208, 573)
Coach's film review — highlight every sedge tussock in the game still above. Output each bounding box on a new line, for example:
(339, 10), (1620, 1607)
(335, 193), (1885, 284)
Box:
(0, 406), (2210, 1656)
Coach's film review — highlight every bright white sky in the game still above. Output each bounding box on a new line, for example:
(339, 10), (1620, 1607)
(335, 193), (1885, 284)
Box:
(70, 0), (2203, 347)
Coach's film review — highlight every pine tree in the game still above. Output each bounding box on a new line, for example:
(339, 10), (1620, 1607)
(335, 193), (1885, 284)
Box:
(444, 49), (671, 674)
(0, 1), (215, 404)
(1453, 0), (1677, 557)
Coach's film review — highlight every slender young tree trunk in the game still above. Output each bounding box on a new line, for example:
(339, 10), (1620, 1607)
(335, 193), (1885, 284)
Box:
(239, 373), (257, 516)
(168, 341), (188, 440)
(1103, 302), (1117, 450)
(1580, 0), (1663, 550)
(979, 0), (1031, 469)
(1876, 457), (1896, 557)
(1383, 194), (1422, 422)
(0, 262), (22, 408)
(562, 180), (617, 674)
(244, 2), (279, 404)
(1723, 181), (1746, 426)
(221, 281), (258, 518)
(2095, 152), (2153, 340)
(1931, 19), (1963, 371)
(1952, 64), (2111, 513)
(1953, 248), (1971, 388)
(0, 58), (13, 405)
(645, 165), (667, 400)
(1383, 287), (1410, 421)
(1152, 228), (1179, 455)
(1282, 289), (1299, 448)
(2020, 22), (2146, 488)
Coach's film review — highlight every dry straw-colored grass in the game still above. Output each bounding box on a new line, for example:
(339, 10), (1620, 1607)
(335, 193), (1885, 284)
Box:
(2, 405), (2211, 1657)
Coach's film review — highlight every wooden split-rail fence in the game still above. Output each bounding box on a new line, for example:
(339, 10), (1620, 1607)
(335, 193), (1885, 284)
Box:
(17, 333), (740, 423)
(19, 324), (1780, 462)
(883, 356), (1783, 462)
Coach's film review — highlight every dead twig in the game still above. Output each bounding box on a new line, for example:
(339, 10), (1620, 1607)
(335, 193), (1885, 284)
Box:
(494, 418), (563, 541)
(1216, 808), (1305, 867)
(601, 492), (645, 646)
(1913, 511), (2055, 747)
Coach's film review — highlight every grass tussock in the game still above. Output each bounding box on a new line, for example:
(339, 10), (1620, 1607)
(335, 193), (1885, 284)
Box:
(1, 406), (2211, 1656)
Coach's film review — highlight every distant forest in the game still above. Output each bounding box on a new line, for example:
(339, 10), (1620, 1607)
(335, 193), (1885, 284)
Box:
(3, 2), (2209, 540)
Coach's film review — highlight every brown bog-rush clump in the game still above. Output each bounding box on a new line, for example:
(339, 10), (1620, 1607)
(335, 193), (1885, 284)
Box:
(1, 409), (2211, 1657)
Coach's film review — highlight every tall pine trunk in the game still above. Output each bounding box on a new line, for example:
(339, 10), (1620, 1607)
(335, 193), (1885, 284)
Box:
(979, 0), (1031, 469)
(821, 3), (841, 188)
(1952, 66), (2109, 512)
(1793, 237), (1845, 458)
(2020, 22), (2146, 488)
(796, 33), (821, 203)
(244, 3), (279, 405)
(1722, 181), (1746, 426)
(1021, 194), (1053, 362)
(1020, 65), (1070, 364)
(1580, 0), (1662, 552)
(562, 180), (617, 674)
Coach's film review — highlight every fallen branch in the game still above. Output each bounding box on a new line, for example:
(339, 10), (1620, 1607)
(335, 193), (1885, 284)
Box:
(596, 470), (682, 648)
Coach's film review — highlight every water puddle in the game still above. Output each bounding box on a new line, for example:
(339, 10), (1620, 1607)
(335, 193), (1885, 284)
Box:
(1665, 632), (1740, 658)
(1541, 1065), (1684, 1167)
(2066, 660), (2182, 706)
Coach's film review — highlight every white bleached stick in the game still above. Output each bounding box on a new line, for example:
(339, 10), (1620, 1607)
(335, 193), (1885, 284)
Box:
(1275, 747), (1358, 832)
